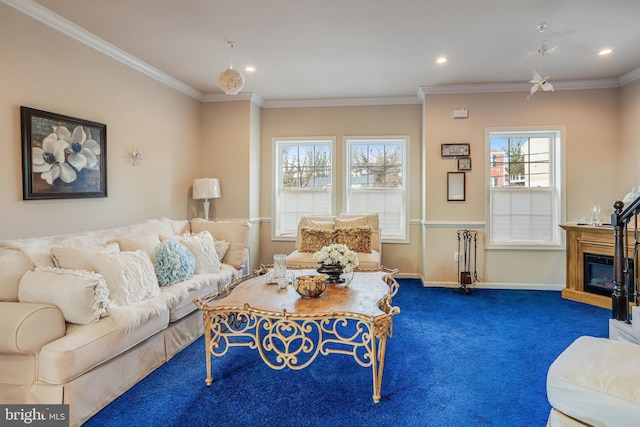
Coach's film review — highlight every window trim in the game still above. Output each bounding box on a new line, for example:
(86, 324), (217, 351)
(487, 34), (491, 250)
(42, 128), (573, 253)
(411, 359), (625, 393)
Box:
(343, 135), (410, 243)
(484, 127), (566, 250)
(272, 136), (336, 241)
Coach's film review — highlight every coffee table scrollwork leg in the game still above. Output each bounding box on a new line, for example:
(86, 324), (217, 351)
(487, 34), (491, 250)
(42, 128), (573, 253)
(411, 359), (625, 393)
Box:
(203, 311), (213, 386)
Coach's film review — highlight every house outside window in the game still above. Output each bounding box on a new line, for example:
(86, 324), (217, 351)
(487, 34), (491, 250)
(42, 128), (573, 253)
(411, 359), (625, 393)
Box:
(273, 137), (335, 239)
(345, 136), (409, 242)
(486, 128), (565, 248)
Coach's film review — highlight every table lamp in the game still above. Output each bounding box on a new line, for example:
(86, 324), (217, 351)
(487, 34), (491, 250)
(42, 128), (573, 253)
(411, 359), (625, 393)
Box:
(193, 178), (220, 221)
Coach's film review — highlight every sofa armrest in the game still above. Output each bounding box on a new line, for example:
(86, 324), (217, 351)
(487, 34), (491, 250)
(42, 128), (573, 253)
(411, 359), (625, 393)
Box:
(0, 302), (65, 354)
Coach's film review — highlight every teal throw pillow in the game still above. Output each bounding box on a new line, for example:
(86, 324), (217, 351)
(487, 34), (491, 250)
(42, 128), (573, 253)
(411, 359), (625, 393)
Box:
(154, 240), (196, 286)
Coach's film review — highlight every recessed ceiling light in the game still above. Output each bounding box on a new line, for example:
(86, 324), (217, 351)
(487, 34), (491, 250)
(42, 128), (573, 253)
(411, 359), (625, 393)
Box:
(599, 48), (613, 56)
(436, 56), (447, 64)
(245, 66), (256, 72)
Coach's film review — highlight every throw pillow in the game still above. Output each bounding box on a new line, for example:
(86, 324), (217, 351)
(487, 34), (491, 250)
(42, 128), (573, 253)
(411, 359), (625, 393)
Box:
(180, 231), (220, 275)
(93, 250), (159, 306)
(213, 238), (230, 261)
(299, 226), (334, 252)
(111, 235), (161, 264)
(332, 225), (373, 253)
(337, 214), (380, 251)
(51, 243), (119, 272)
(294, 216), (335, 249)
(154, 240), (196, 286)
(18, 267), (109, 324)
(191, 219), (251, 270)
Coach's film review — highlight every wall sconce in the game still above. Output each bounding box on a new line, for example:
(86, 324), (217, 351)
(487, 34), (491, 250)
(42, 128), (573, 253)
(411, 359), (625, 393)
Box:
(193, 178), (220, 221)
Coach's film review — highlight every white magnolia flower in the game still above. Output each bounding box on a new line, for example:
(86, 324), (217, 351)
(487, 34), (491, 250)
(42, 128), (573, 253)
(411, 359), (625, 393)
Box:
(55, 125), (100, 172)
(32, 133), (76, 185)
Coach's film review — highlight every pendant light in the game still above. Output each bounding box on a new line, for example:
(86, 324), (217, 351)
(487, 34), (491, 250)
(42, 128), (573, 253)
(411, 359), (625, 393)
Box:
(218, 41), (245, 95)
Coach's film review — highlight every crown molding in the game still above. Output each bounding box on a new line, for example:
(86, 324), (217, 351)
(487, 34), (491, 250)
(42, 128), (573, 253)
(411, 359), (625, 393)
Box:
(261, 96), (421, 109)
(6, 0), (640, 106)
(202, 92), (264, 106)
(619, 66), (640, 86)
(1, 0), (203, 101)
(420, 78), (621, 96)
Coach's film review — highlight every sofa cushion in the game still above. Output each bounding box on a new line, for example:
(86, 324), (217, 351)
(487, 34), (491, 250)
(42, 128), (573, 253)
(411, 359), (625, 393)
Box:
(213, 239), (230, 261)
(191, 219), (251, 270)
(180, 231), (220, 275)
(299, 227), (334, 253)
(38, 307), (169, 385)
(286, 249), (381, 270)
(0, 248), (33, 302)
(94, 250), (160, 306)
(154, 240), (196, 286)
(50, 243), (119, 272)
(18, 268), (109, 324)
(112, 235), (161, 264)
(547, 336), (640, 426)
(333, 225), (372, 253)
(162, 265), (237, 322)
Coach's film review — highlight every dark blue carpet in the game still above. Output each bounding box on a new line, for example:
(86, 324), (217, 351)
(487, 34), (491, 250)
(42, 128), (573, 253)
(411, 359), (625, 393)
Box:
(84, 280), (609, 426)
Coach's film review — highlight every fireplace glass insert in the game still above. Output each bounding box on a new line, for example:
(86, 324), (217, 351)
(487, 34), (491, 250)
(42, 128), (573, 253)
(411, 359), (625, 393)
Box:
(583, 253), (635, 301)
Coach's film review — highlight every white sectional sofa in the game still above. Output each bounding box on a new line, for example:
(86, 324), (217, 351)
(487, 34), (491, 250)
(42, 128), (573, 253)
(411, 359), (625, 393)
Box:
(546, 335), (640, 426)
(0, 218), (251, 426)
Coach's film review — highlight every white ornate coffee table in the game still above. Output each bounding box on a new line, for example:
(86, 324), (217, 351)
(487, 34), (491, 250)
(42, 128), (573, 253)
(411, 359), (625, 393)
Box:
(194, 266), (400, 403)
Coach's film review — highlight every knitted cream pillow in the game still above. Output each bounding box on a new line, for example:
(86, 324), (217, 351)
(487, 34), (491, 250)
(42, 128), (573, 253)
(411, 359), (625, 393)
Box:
(94, 250), (159, 306)
(181, 231), (221, 274)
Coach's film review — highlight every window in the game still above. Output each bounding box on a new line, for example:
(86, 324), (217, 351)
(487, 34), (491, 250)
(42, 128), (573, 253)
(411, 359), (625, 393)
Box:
(486, 129), (564, 248)
(345, 137), (408, 241)
(273, 137), (334, 239)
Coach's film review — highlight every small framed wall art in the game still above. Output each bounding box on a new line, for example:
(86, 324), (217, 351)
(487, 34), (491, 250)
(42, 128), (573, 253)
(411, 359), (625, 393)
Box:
(457, 157), (472, 171)
(21, 106), (107, 200)
(441, 143), (470, 157)
(447, 172), (465, 201)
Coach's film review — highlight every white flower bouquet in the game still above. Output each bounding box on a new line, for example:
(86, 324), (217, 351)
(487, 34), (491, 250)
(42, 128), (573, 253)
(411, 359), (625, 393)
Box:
(313, 244), (359, 273)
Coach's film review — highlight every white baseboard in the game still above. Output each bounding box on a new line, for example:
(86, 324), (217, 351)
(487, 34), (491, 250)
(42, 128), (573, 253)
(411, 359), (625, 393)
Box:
(419, 279), (564, 291)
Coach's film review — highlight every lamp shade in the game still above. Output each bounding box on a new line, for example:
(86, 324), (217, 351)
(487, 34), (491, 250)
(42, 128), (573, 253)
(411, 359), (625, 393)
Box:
(193, 178), (220, 200)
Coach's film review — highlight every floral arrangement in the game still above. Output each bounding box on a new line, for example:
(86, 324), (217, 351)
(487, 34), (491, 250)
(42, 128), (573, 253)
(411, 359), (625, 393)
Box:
(313, 244), (359, 273)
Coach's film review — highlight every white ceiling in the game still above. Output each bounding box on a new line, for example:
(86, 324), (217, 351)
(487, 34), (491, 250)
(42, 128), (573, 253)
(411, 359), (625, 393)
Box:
(12, 0), (640, 102)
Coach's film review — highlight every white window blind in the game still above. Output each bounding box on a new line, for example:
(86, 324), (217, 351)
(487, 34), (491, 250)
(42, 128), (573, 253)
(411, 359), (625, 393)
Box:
(487, 129), (563, 247)
(274, 138), (334, 238)
(490, 188), (554, 242)
(345, 137), (408, 241)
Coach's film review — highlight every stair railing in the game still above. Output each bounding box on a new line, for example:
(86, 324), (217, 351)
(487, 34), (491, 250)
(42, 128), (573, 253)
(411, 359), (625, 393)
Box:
(611, 195), (640, 322)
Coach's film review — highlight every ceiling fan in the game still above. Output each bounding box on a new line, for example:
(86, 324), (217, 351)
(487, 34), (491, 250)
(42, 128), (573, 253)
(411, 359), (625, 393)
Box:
(527, 23), (558, 100)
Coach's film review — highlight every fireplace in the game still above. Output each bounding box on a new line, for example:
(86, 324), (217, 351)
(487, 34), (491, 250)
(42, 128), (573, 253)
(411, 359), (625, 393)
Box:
(583, 253), (634, 300)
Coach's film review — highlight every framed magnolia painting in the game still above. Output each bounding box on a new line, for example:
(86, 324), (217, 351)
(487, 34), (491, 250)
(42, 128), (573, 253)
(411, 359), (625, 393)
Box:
(21, 107), (107, 200)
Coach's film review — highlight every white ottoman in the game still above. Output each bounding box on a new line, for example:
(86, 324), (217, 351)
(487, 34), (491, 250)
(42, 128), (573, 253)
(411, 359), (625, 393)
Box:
(547, 336), (640, 426)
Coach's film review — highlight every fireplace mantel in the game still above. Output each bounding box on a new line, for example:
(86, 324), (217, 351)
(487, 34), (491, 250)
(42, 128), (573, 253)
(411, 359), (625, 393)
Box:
(560, 224), (634, 309)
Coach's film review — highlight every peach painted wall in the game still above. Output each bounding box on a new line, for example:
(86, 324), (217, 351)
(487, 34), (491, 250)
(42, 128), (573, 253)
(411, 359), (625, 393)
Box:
(619, 79), (640, 193)
(258, 104), (423, 274)
(0, 4), (201, 239)
(421, 88), (621, 286)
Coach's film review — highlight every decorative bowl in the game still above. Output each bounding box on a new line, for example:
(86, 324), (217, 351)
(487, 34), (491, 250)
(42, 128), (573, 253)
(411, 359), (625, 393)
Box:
(294, 275), (327, 298)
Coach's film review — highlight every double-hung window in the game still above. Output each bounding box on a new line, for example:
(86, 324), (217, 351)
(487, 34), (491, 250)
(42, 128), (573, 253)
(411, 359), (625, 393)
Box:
(273, 137), (335, 239)
(345, 136), (408, 242)
(486, 128), (564, 248)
